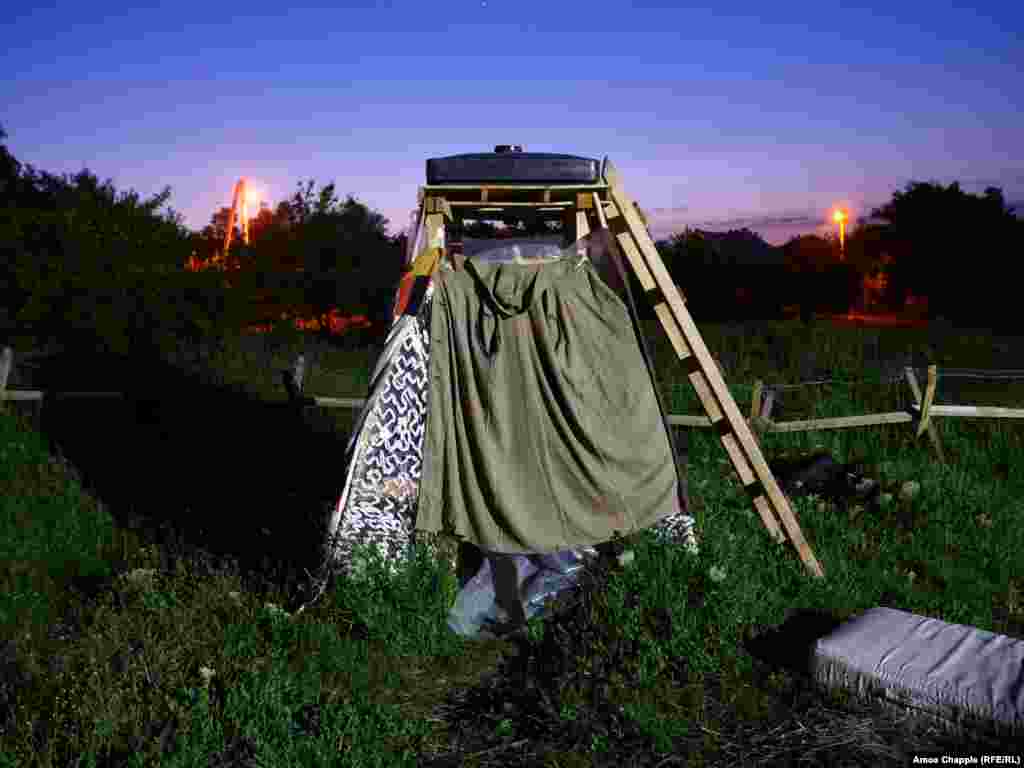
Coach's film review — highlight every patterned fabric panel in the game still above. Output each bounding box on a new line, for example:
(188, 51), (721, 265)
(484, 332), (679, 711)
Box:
(319, 284), (434, 582)
(650, 508), (699, 554)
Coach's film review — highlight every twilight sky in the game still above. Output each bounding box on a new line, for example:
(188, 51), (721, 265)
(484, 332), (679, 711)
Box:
(4, 1), (1022, 245)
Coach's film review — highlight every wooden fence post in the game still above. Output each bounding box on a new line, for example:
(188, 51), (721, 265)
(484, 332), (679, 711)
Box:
(750, 379), (766, 435)
(760, 388), (776, 421)
(750, 380), (763, 423)
(905, 365), (947, 464)
(292, 354), (306, 395)
(282, 353), (307, 406)
(917, 365), (938, 438)
(0, 347), (11, 412)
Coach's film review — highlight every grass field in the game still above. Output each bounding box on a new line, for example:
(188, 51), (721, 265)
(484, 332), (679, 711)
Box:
(2, 316), (1023, 766)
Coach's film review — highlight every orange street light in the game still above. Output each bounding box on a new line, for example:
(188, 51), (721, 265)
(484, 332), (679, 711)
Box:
(832, 209), (848, 257)
(247, 185), (264, 209)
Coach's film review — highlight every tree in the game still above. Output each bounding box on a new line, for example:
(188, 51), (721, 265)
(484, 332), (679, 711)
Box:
(0, 125), (21, 205)
(779, 234), (852, 321)
(781, 234), (834, 273)
(870, 181), (1020, 322)
(659, 227), (716, 267)
(219, 179), (402, 340)
(0, 133), (234, 355)
(840, 222), (896, 309)
(249, 204), (275, 242)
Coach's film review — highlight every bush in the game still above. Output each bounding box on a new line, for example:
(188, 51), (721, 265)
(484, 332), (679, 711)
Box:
(0, 160), (266, 355)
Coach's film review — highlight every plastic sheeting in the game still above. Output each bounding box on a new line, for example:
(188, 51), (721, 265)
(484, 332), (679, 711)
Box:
(447, 546), (599, 638)
(462, 235), (565, 264)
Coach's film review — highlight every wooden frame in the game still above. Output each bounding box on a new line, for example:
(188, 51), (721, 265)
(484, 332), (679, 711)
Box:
(417, 161), (827, 578)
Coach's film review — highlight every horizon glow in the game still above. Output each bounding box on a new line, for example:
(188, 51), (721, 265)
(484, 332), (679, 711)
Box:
(3, 1), (1021, 247)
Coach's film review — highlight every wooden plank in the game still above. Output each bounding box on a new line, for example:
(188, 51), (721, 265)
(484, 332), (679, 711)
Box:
(666, 413), (713, 427)
(0, 391), (125, 401)
(721, 432), (756, 486)
(53, 392), (126, 399)
(424, 213), (446, 249)
(601, 200), (691, 350)
(0, 347), (11, 412)
(599, 200), (651, 285)
(753, 496), (785, 544)
(655, 303), (692, 358)
(424, 184), (608, 208)
(423, 196), (452, 220)
(577, 207), (593, 246)
(424, 184), (607, 192)
(602, 165), (825, 579)
(283, 354), (307, 403)
(313, 396), (367, 409)
(1, 390), (45, 402)
(749, 379), (770, 439)
(767, 412), (915, 432)
(450, 200), (574, 207)
(917, 365), (937, 437)
(904, 367), (947, 463)
(293, 354), (306, 394)
(910, 404), (1024, 418)
(688, 368), (723, 422)
(662, 410), (916, 431)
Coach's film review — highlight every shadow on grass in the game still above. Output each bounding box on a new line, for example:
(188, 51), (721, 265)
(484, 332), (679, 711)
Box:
(22, 335), (346, 609)
(742, 607), (846, 676)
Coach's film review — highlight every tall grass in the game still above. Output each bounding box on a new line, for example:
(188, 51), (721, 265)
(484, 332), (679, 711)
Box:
(2, 318), (1022, 765)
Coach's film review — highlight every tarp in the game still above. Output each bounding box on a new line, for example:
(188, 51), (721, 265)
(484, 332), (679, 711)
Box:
(447, 547), (599, 638)
(415, 254), (685, 554)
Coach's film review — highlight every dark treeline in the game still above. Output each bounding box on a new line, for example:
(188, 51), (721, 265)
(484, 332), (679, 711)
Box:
(0, 126), (228, 359)
(653, 183), (1022, 328)
(0, 126), (405, 357)
(3, 122), (1022, 361)
(193, 179), (406, 337)
(651, 228), (860, 323)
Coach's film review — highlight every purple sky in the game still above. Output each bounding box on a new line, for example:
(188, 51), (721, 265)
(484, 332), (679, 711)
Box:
(4, 1), (1022, 245)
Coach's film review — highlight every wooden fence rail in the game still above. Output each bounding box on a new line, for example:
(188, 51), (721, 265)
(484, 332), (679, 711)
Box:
(6, 347), (1024, 465)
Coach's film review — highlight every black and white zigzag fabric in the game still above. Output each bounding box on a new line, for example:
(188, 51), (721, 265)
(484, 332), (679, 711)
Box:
(324, 283), (435, 578)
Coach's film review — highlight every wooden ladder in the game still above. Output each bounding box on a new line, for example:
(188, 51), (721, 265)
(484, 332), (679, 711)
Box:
(417, 160), (825, 579)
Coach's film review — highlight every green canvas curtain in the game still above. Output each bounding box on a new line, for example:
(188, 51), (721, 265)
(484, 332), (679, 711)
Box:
(416, 256), (685, 554)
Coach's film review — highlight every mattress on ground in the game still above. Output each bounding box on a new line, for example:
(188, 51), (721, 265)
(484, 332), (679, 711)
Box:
(813, 606), (1023, 738)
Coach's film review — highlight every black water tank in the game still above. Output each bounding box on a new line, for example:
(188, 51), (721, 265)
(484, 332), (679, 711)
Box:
(426, 148), (601, 184)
